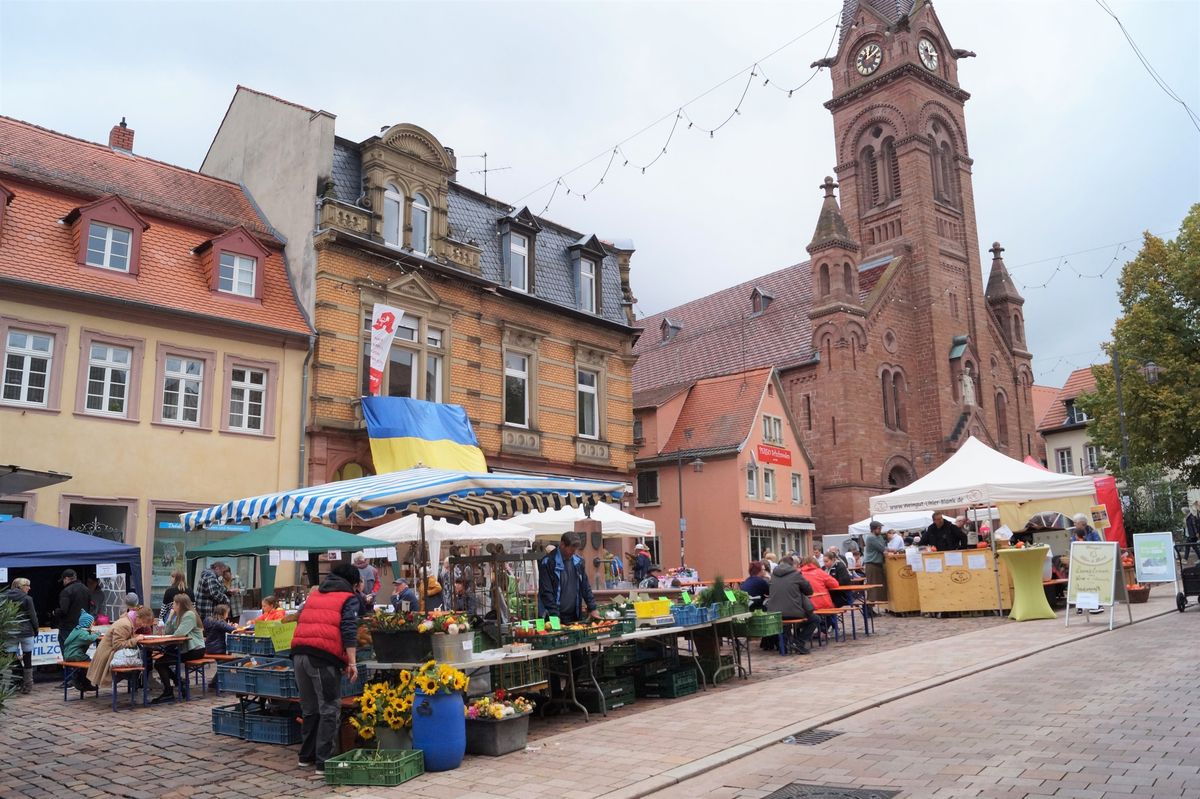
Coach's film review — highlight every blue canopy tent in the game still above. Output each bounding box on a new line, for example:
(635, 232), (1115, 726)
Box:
(0, 517), (144, 624)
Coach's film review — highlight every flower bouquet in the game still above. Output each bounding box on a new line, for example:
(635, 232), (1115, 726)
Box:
(365, 612), (471, 662)
(410, 660), (470, 771)
(349, 672), (416, 749)
(464, 689), (535, 756)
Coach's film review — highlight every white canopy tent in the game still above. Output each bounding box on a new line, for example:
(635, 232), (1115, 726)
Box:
(868, 437), (1096, 515)
(512, 502), (657, 539)
(367, 515), (535, 573)
(848, 507), (1001, 535)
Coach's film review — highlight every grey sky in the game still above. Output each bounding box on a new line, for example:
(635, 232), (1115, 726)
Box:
(2, 0), (1197, 393)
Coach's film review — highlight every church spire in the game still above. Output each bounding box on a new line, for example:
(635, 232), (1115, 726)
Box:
(985, 242), (1022, 305)
(807, 176), (859, 255)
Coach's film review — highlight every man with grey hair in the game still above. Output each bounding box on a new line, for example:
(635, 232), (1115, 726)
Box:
(1071, 513), (1102, 542)
(196, 561), (230, 621)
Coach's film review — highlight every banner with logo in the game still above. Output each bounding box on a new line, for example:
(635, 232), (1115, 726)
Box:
(1132, 532), (1176, 584)
(367, 303), (405, 396)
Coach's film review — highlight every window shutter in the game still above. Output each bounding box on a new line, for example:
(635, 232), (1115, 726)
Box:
(570, 249), (582, 311)
(499, 228), (512, 286)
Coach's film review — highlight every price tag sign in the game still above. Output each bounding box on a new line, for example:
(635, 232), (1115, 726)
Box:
(268, 550), (281, 566)
(535, 619), (546, 632)
(1076, 591), (1100, 610)
(0, 566), (8, 583)
(681, 591), (692, 605)
(548, 616), (561, 630)
(724, 589), (736, 602)
(327, 550), (341, 560)
(96, 563), (117, 579)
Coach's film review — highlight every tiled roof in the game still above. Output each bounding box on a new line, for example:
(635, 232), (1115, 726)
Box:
(659, 368), (774, 456)
(0, 115), (274, 238)
(328, 139), (630, 328)
(632, 382), (691, 410)
(632, 257), (891, 393)
(1031, 385), (1058, 433)
(1038, 367), (1098, 431)
(0, 117), (310, 337)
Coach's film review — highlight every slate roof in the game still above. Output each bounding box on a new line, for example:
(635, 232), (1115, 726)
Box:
(328, 139), (630, 328)
(1038, 367), (1098, 431)
(0, 116), (310, 337)
(840, 0), (921, 43)
(632, 257), (891, 393)
(656, 368), (774, 457)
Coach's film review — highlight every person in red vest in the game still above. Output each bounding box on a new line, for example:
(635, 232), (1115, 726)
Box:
(289, 563), (360, 774)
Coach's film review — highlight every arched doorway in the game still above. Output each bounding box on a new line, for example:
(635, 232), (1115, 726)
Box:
(887, 464), (914, 489)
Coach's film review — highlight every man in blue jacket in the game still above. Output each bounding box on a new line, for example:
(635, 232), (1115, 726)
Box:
(537, 532), (599, 623)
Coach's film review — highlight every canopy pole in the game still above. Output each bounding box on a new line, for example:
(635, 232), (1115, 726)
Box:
(983, 494), (1005, 618)
(419, 511), (429, 614)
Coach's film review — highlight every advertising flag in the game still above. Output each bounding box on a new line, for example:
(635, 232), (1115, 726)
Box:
(367, 303), (405, 396)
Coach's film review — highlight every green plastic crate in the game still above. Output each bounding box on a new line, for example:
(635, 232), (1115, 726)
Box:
(324, 748), (424, 787)
(732, 611), (782, 638)
(599, 643), (637, 677)
(577, 676), (636, 712)
(490, 658), (546, 689)
(699, 654), (735, 684)
(636, 667), (698, 699)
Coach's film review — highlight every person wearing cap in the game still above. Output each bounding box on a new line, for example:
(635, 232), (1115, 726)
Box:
(290, 563), (360, 775)
(537, 532), (598, 623)
(923, 512), (968, 552)
(195, 561), (230, 623)
(863, 521), (888, 604)
(57, 569), (91, 648)
(632, 543), (652, 584)
(390, 577), (418, 612)
(638, 565), (661, 590)
(1071, 513), (1103, 542)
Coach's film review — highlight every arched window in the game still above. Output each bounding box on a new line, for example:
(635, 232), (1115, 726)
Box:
(843, 263), (854, 295)
(888, 464), (912, 489)
(819, 263), (830, 296)
(881, 370), (894, 429)
(410, 193), (431, 254)
(939, 142), (955, 206)
(1012, 312), (1023, 343)
(383, 184), (403, 247)
(995, 392), (1009, 445)
(823, 336), (833, 372)
(861, 145), (880, 211)
(893, 372), (907, 431)
(882, 137), (900, 201)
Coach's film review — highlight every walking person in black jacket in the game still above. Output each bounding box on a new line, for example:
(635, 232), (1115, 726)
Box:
(4, 577), (39, 693)
(57, 569), (91, 648)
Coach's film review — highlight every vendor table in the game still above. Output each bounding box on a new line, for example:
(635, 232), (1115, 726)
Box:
(137, 635), (188, 704)
(998, 547), (1057, 621)
(915, 549), (1013, 614)
(883, 555), (921, 613)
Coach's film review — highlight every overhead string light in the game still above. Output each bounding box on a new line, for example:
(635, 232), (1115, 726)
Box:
(517, 11), (841, 217)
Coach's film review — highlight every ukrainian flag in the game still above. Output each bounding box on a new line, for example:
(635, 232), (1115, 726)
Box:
(362, 397), (487, 474)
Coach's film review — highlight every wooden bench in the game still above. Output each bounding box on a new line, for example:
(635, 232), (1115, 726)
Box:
(778, 618), (818, 654)
(60, 660), (99, 702)
(110, 665), (144, 712)
(208, 653), (240, 661)
(813, 607), (854, 643)
(184, 658), (217, 698)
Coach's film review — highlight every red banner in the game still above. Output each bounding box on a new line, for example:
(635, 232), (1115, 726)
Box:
(756, 444), (792, 466)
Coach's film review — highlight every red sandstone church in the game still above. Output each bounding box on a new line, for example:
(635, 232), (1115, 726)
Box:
(633, 0), (1037, 535)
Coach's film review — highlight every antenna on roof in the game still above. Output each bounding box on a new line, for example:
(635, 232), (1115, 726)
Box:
(462, 153), (512, 197)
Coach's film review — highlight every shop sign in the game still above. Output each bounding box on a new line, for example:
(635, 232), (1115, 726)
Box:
(1067, 541), (1118, 606)
(31, 629), (61, 666)
(756, 444), (792, 466)
(1132, 532), (1176, 584)
(1090, 504), (1111, 529)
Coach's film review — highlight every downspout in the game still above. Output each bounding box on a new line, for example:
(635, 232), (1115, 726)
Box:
(298, 334), (314, 488)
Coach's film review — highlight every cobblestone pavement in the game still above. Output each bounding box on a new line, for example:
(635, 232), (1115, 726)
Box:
(650, 607), (1200, 799)
(0, 597), (1177, 799)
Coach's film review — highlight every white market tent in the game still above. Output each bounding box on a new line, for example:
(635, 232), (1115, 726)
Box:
(511, 501), (656, 539)
(848, 510), (934, 535)
(367, 515), (536, 571)
(868, 436), (1096, 515)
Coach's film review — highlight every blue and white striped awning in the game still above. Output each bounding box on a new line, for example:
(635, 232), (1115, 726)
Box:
(181, 466), (625, 532)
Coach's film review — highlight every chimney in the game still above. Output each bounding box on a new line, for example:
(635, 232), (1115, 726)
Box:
(109, 118), (134, 152)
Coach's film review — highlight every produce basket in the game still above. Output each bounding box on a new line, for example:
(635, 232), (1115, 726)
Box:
(599, 643), (637, 677)
(634, 599), (671, 618)
(324, 748), (424, 787)
(244, 658), (301, 698)
(628, 658), (676, 680)
(1126, 584), (1150, 603)
(732, 611), (782, 638)
(216, 656), (274, 694)
(713, 602), (735, 618)
(611, 617), (635, 635)
(226, 633), (274, 656)
(670, 605), (703, 626)
(636, 667), (698, 699)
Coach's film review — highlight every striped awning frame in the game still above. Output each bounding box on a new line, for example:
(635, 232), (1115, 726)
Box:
(180, 467), (624, 532)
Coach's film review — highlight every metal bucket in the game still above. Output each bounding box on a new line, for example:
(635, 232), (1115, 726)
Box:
(430, 631), (474, 663)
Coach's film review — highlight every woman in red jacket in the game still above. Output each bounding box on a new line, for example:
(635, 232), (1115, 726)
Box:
(799, 556), (840, 610)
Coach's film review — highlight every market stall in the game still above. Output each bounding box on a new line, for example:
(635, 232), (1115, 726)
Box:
(868, 437), (1096, 615)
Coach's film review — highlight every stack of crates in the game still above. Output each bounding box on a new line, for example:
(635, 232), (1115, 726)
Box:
(489, 658), (546, 690)
(698, 653), (735, 685)
(576, 675), (637, 713)
(635, 667), (698, 699)
(598, 643), (636, 679)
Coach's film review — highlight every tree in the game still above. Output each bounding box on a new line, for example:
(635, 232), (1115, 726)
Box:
(1079, 204), (1200, 487)
(0, 599), (19, 713)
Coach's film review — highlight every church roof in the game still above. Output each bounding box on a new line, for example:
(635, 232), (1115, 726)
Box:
(807, 176), (859, 254)
(985, 242), (1023, 305)
(840, 0), (922, 43)
(632, 256), (892, 393)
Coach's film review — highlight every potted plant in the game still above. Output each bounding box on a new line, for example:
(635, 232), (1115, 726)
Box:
(465, 689), (535, 756)
(364, 611), (471, 664)
(411, 660), (470, 772)
(349, 673), (416, 750)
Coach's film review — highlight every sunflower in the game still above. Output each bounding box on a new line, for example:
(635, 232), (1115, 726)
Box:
(358, 724), (375, 741)
(416, 675), (439, 695)
(362, 711), (377, 727)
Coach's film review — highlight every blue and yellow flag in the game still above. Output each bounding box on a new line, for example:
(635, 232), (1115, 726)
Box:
(361, 397), (487, 474)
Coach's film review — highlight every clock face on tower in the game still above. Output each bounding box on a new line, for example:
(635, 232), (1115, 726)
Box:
(855, 42), (882, 75)
(918, 37), (939, 71)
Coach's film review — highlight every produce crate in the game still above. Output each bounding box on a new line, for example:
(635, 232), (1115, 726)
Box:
(611, 617), (635, 635)
(634, 599), (671, 618)
(324, 748), (424, 787)
(244, 707), (303, 745)
(216, 656), (274, 694)
(226, 634), (274, 656)
(699, 654), (735, 684)
(219, 657), (366, 698)
(670, 605), (703, 626)
(517, 631), (576, 650)
(713, 602), (735, 618)
(599, 643), (637, 678)
(490, 658), (546, 689)
(732, 611), (782, 638)
(577, 676), (637, 713)
(636, 667), (698, 699)
(627, 658), (677, 680)
(211, 704), (244, 738)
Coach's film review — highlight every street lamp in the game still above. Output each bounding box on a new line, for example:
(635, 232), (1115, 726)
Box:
(676, 453), (704, 569)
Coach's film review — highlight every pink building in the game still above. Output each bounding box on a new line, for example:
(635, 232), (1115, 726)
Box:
(633, 367), (816, 582)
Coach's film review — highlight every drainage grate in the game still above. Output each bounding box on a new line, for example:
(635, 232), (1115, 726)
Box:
(762, 785), (901, 799)
(780, 728), (846, 746)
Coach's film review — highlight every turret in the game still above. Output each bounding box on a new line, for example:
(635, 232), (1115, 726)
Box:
(808, 176), (862, 316)
(985, 242), (1027, 350)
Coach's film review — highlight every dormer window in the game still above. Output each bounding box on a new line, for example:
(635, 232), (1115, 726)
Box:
(509, 233), (529, 292)
(660, 318), (681, 343)
(569, 233), (607, 314)
(86, 222), (132, 272)
(411, 193), (430, 255)
(579, 258), (596, 313)
(750, 286), (774, 315)
(383, 183), (403, 247)
(219, 252), (256, 297)
(63, 194), (149, 276)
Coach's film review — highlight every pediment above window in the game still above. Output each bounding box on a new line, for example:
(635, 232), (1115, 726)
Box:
(193, 225), (271, 299)
(376, 123), (455, 173)
(62, 194), (150, 275)
(382, 272), (443, 308)
(503, 206), (542, 234)
(569, 233), (608, 260)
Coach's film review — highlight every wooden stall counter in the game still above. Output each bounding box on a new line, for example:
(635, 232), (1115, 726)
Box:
(884, 554), (922, 613)
(915, 548), (1013, 614)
